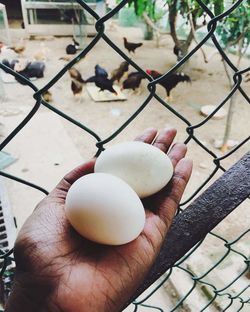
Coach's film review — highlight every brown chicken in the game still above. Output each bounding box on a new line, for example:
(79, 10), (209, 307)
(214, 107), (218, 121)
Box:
(146, 69), (191, 101)
(71, 80), (83, 98)
(123, 37), (143, 54)
(122, 72), (146, 94)
(110, 61), (129, 83)
(68, 67), (85, 98)
(42, 90), (53, 103)
(9, 38), (26, 55)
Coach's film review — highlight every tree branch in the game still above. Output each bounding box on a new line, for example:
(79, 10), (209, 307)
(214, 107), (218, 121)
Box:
(188, 12), (208, 63)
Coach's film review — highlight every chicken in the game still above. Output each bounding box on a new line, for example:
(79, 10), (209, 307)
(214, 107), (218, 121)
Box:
(71, 80), (83, 98)
(1, 58), (19, 70)
(59, 55), (74, 62)
(42, 90), (53, 102)
(66, 38), (80, 55)
(110, 61), (129, 83)
(173, 40), (187, 61)
(244, 72), (250, 83)
(95, 64), (108, 78)
(68, 67), (85, 98)
(33, 43), (50, 61)
(68, 67), (85, 83)
(146, 69), (191, 101)
(94, 75), (117, 95)
(84, 64), (117, 95)
(122, 72), (146, 94)
(13, 60), (45, 84)
(9, 38), (26, 55)
(123, 37), (143, 54)
(85, 75), (96, 83)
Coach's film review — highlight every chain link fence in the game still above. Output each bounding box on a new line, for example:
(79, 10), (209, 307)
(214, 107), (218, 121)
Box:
(0, 0), (250, 311)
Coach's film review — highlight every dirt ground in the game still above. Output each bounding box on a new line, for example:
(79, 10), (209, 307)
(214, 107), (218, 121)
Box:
(0, 23), (250, 306)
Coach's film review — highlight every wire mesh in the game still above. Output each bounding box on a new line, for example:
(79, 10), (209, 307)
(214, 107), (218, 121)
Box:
(0, 0), (249, 311)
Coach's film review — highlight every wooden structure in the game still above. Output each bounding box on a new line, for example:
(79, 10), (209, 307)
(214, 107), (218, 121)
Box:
(0, 4), (11, 45)
(125, 151), (250, 309)
(20, 1), (96, 37)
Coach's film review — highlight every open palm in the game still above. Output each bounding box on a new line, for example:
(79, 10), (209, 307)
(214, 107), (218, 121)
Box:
(6, 128), (192, 312)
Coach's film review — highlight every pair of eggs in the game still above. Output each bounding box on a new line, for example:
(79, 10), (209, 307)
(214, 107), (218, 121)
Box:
(65, 141), (173, 245)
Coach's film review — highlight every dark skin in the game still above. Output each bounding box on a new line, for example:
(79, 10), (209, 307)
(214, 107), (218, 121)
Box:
(5, 128), (192, 312)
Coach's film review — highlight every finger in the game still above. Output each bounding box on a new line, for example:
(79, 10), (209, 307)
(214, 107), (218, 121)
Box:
(134, 127), (158, 144)
(54, 159), (96, 193)
(152, 128), (177, 153)
(158, 158), (193, 228)
(168, 143), (187, 168)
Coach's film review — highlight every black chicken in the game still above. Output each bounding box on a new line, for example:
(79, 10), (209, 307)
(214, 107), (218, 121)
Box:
(95, 76), (117, 95)
(122, 72), (145, 94)
(66, 37), (80, 55)
(146, 69), (191, 100)
(111, 61), (129, 83)
(123, 37), (143, 54)
(95, 64), (108, 78)
(85, 64), (117, 95)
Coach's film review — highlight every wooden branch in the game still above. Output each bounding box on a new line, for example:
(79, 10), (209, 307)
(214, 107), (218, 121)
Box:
(142, 13), (170, 35)
(188, 12), (208, 63)
(123, 151), (250, 310)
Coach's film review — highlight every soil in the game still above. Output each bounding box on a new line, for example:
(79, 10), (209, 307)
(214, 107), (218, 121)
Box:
(1, 22), (250, 273)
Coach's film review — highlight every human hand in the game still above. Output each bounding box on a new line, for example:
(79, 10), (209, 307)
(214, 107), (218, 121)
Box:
(6, 128), (192, 312)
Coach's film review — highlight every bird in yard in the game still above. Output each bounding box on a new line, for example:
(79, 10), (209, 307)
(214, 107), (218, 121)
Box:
(66, 37), (80, 55)
(146, 69), (191, 101)
(110, 61), (129, 83)
(122, 72), (146, 95)
(68, 67), (85, 100)
(13, 60), (45, 84)
(32, 42), (50, 61)
(95, 64), (108, 78)
(68, 67), (85, 83)
(9, 38), (26, 55)
(42, 90), (53, 103)
(85, 64), (117, 96)
(95, 75), (118, 95)
(71, 80), (83, 99)
(244, 72), (250, 83)
(123, 37), (143, 54)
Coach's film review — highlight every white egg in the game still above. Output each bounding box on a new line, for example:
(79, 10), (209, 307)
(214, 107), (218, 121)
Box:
(95, 141), (173, 198)
(65, 172), (145, 245)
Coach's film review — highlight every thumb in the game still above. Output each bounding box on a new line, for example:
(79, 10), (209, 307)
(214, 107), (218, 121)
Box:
(50, 159), (96, 198)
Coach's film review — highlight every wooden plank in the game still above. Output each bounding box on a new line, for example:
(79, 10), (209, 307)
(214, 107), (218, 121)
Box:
(86, 85), (127, 102)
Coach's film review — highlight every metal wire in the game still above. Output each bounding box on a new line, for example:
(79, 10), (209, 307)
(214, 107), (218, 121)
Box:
(0, 0), (249, 310)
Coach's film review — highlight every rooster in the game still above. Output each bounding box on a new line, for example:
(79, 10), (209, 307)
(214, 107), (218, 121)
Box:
(95, 76), (117, 95)
(68, 67), (85, 99)
(68, 67), (85, 83)
(66, 37), (80, 55)
(95, 64), (108, 78)
(111, 61), (129, 83)
(146, 69), (191, 101)
(123, 37), (143, 54)
(86, 65), (117, 95)
(122, 72), (146, 94)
